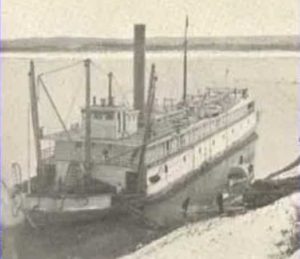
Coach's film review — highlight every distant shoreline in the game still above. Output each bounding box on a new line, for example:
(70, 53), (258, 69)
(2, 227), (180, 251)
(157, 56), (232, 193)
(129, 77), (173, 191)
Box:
(2, 35), (300, 53)
(2, 45), (299, 53)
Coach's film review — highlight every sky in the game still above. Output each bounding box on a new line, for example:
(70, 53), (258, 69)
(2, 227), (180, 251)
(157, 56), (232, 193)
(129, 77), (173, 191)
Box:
(1, 0), (299, 39)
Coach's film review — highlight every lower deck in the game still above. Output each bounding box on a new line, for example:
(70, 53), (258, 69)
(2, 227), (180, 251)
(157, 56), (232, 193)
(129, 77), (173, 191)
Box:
(92, 110), (257, 196)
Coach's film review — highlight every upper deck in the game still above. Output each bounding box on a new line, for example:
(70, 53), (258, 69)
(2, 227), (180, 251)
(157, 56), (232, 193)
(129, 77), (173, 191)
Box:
(41, 87), (255, 168)
(42, 87), (256, 171)
(45, 87), (252, 147)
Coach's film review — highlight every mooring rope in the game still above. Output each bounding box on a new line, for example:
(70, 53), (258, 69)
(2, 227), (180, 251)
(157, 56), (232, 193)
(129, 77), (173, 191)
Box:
(265, 155), (300, 180)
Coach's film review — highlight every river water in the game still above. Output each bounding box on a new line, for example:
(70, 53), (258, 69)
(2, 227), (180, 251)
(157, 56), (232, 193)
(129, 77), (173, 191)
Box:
(1, 50), (299, 258)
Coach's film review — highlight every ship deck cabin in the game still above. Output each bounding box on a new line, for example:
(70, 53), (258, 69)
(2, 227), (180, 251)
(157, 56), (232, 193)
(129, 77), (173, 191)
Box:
(43, 87), (253, 163)
(41, 88), (255, 193)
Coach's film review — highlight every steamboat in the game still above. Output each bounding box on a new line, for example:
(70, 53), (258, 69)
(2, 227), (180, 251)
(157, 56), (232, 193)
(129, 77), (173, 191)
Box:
(11, 22), (258, 225)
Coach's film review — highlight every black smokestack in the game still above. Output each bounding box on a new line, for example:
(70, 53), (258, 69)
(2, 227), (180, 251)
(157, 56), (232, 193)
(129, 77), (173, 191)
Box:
(133, 24), (145, 124)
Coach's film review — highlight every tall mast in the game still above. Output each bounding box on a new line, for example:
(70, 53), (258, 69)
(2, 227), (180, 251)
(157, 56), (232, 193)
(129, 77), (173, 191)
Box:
(84, 59), (92, 176)
(137, 64), (157, 195)
(182, 16), (189, 103)
(27, 103), (31, 194)
(29, 61), (42, 177)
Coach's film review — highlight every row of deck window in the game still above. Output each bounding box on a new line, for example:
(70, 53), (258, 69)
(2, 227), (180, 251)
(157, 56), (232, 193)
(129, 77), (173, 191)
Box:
(149, 114), (252, 185)
(147, 104), (253, 166)
(93, 111), (115, 120)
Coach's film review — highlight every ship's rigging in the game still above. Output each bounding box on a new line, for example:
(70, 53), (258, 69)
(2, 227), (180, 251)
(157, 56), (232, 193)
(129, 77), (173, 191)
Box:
(29, 61), (42, 180)
(29, 59), (300, 195)
(2, 20), (298, 229)
(30, 57), (160, 195)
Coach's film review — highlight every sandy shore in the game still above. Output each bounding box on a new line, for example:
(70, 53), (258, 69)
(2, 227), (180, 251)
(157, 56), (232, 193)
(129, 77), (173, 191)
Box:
(120, 193), (300, 259)
(4, 192), (298, 259)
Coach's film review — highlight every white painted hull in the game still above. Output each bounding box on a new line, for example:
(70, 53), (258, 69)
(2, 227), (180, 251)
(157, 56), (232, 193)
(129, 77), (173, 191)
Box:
(145, 111), (257, 197)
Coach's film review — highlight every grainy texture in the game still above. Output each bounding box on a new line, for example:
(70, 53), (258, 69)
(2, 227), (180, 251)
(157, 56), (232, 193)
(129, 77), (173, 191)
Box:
(1, 1), (299, 259)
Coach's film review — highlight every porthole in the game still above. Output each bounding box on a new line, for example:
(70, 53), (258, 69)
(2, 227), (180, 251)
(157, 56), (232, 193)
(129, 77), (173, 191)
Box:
(149, 175), (160, 184)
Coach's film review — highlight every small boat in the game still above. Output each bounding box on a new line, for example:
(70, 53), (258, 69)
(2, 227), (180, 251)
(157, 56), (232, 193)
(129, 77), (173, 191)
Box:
(227, 163), (254, 193)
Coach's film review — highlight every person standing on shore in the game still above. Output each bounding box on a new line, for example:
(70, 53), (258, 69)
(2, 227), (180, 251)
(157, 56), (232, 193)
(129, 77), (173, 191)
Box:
(182, 197), (190, 218)
(216, 192), (224, 214)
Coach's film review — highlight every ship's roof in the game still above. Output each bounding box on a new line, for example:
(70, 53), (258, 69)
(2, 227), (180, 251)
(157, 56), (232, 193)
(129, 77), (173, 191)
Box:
(44, 88), (253, 147)
(44, 127), (144, 146)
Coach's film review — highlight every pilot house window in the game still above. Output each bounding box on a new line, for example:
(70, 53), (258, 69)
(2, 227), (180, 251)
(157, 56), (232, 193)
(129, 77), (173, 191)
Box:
(94, 111), (114, 120)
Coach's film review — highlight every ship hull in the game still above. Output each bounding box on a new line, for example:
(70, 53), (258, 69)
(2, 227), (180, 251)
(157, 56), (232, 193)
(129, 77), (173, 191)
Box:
(21, 104), (258, 226)
(146, 131), (257, 203)
(22, 193), (112, 227)
(22, 131), (256, 227)
(25, 208), (111, 227)
(145, 110), (258, 199)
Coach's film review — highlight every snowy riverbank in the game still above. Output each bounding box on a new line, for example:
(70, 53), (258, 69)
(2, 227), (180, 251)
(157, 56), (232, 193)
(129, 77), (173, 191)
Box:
(121, 193), (300, 259)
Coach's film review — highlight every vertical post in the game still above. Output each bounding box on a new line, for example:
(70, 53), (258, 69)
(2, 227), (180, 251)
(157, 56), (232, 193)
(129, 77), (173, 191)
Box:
(134, 24), (145, 126)
(29, 61), (42, 178)
(182, 16), (189, 103)
(84, 59), (92, 176)
(137, 64), (157, 195)
(108, 72), (113, 106)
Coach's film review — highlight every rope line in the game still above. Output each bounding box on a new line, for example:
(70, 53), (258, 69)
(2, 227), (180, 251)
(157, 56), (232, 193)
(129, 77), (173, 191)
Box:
(37, 76), (73, 142)
(38, 60), (84, 77)
(64, 80), (83, 124)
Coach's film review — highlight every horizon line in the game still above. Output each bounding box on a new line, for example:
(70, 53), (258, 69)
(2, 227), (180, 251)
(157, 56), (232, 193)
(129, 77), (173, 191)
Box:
(2, 34), (300, 41)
